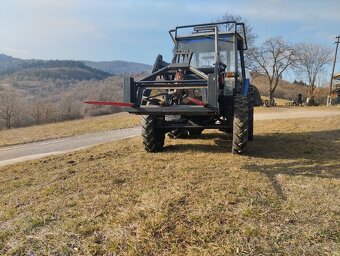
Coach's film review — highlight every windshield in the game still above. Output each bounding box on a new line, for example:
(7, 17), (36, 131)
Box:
(176, 35), (235, 71)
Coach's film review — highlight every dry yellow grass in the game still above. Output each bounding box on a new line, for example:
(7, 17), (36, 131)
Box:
(0, 117), (339, 255)
(259, 97), (290, 106)
(255, 103), (340, 113)
(0, 113), (140, 147)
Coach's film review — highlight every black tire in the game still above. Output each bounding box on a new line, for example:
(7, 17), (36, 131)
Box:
(248, 87), (254, 141)
(232, 96), (249, 154)
(141, 116), (164, 152)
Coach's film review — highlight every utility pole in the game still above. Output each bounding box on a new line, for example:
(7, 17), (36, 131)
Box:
(328, 36), (340, 106)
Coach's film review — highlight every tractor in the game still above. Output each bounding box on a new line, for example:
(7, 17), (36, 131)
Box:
(87, 21), (254, 154)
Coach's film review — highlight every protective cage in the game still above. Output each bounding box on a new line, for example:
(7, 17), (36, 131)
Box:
(123, 21), (248, 116)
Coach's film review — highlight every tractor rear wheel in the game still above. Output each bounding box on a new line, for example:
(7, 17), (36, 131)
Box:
(141, 115), (164, 152)
(232, 96), (249, 154)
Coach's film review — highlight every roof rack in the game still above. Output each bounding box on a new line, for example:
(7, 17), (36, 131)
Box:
(168, 21), (248, 50)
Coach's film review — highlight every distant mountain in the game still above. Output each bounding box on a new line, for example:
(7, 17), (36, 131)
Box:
(0, 54), (25, 72)
(0, 54), (151, 81)
(10, 66), (110, 81)
(84, 60), (152, 75)
(0, 54), (110, 81)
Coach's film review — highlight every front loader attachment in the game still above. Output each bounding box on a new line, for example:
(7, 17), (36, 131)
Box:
(122, 67), (219, 115)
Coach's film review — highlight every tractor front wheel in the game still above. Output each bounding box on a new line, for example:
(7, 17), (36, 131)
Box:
(232, 96), (249, 154)
(141, 115), (164, 152)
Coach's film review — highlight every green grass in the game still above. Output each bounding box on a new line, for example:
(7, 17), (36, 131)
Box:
(0, 117), (339, 255)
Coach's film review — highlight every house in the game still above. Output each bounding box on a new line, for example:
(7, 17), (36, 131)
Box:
(332, 73), (340, 104)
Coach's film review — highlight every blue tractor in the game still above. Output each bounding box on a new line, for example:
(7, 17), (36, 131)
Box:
(88, 22), (254, 154)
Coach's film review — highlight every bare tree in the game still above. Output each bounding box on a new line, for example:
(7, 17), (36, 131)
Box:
(58, 93), (82, 120)
(249, 37), (296, 104)
(43, 101), (56, 123)
(0, 92), (24, 129)
(59, 94), (74, 120)
(30, 99), (45, 125)
(294, 43), (332, 102)
(14, 103), (25, 127)
(214, 12), (257, 47)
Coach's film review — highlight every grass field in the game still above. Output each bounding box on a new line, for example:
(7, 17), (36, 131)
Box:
(254, 105), (340, 113)
(1, 105), (339, 148)
(0, 116), (339, 255)
(0, 113), (140, 147)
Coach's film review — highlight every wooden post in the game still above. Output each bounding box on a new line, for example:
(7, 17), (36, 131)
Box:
(328, 36), (340, 106)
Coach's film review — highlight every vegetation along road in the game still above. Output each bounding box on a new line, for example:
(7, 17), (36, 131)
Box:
(0, 108), (339, 166)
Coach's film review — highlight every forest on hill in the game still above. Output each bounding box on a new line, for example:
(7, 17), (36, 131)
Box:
(0, 54), (147, 130)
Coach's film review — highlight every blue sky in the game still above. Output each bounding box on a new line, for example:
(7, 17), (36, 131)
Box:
(0, 0), (339, 65)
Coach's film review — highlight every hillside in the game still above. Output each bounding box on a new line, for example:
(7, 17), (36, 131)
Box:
(84, 60), (152, 74)
(0, 58), (110, 81)
(0, 54), (152, 77)
(252, 74), (328, 103)
(0, 54), (149, 129)
(0, 54), (24, 72)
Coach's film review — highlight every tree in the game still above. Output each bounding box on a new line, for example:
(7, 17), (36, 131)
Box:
(43, 101), (56, 123)
(214, 13), (257, 69)
(249, 37), (296, 104)
(294, 43), (331, 102)
(30, 99), (45, 125)
(59, 94), (74, 120)
(29, 99), (56, 125)
(214, 12), (257, 47)
(58, 93), (82, 120)
(0, 92), (24, 129)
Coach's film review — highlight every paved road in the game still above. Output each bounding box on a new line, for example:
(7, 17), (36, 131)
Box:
(0, 110), (339, 167)
(0, 127), (140, 167)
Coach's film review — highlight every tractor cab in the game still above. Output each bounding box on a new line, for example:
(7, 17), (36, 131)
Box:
(171, 23), (248, 93)
(176, 33), (236, 72)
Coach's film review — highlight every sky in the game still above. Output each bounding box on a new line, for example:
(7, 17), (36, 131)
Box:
(0, 0), (339, 66)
